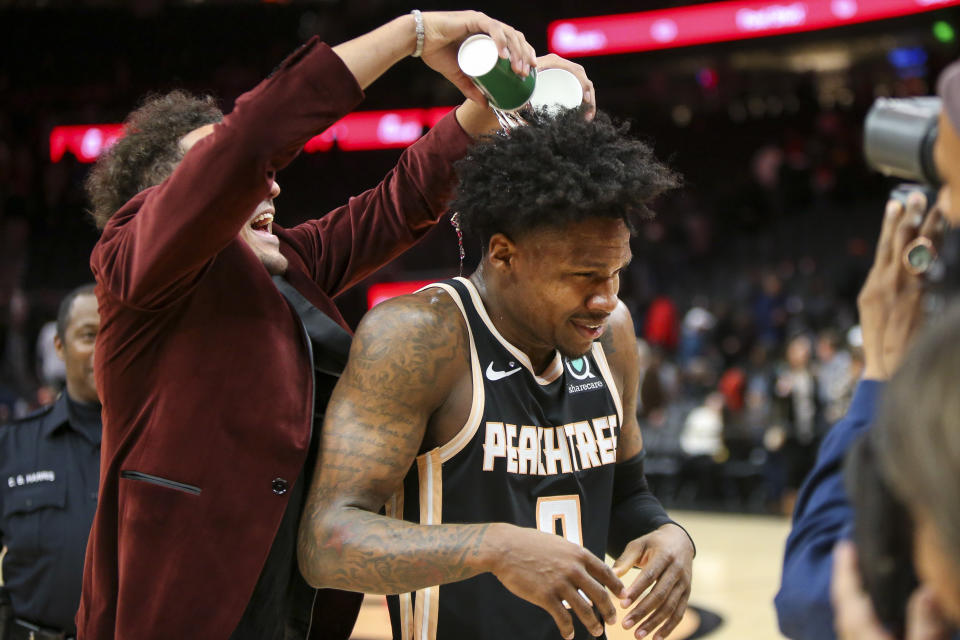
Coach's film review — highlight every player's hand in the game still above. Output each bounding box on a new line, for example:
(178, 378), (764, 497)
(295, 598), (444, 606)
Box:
(487, 524), (624, 639)
(612, 524), (694, 640)
(832, 541), (951, 640)
(419, 11), (537, 105)
(534, 53), (597, 120)
(859, 193), (944, 380)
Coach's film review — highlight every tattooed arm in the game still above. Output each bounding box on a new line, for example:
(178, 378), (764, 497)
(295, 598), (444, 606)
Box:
(602, 301), (694, 640)
(297, 290), (625, 639)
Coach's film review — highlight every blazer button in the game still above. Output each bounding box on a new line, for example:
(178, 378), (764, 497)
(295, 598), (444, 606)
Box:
(272, 478), (289, 495)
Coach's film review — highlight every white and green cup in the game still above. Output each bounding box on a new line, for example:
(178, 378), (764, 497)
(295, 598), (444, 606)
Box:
(528, 68), (584, 115)
(458, 34), (537, 112)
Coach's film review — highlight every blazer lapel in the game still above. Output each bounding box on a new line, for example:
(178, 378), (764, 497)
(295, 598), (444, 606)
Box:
(273, 275), (352, 377)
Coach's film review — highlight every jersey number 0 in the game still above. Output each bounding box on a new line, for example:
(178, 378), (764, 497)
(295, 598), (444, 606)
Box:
(535, 495), (584, 546)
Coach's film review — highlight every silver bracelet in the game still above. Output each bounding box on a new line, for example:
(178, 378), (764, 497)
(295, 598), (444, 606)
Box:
(410, 9), (425, 58)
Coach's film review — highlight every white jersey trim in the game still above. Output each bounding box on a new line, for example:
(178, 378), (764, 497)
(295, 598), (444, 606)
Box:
(591, 341), (623, 427)
(453, 277), (564, 386)
(413, 449), (442, 640)
(413, 283), (486, 464)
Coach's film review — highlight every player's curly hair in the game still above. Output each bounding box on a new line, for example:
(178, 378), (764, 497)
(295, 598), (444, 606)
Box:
(450, 108), (680, 250)
(85, 90), (223, 229)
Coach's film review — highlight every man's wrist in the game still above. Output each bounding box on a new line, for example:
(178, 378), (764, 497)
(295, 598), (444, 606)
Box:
(395, 14), (418, 59)
(659, 522), (696, 556)
(455, 100), (498, 138)
(473, 522), (509, 574)
(862, 363), (887, 381)
(410, 10), (425, 57)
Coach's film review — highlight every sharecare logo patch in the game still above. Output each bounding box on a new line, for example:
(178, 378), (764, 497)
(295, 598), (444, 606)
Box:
(565, 357), (596, 380)
(568, 381), (605, 394)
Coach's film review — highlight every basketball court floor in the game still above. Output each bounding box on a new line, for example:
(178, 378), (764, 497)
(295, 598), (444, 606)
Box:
(350, 510), (792, 640)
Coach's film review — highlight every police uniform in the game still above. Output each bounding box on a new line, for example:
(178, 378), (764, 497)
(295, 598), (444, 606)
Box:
(0, 393), (101, 640)
(387, 278), (623, 640)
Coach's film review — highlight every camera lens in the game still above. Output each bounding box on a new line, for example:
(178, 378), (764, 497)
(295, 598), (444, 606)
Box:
(864, 97), (942, 187)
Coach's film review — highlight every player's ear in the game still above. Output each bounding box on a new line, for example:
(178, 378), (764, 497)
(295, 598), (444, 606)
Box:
(486, 233), (517, 272)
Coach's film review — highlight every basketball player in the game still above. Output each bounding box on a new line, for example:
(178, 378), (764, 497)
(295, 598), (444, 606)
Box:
(298, 108), (695, 640)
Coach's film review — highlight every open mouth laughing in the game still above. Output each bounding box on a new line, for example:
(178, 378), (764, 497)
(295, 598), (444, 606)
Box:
(249, 210), (274, 237)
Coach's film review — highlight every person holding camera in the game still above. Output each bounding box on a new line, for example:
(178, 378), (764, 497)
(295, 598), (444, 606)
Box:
(775, 58), (960, 640)
(832, 303), (960, 640)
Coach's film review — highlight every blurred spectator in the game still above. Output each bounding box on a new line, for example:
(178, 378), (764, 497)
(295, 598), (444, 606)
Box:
(717, 366), (746, 413)
(815, 328), (853, 425)
(680, 391), (725, 459)
(771, 334), (822, 511)
(678, 301), (716, 366)
(754, 271), (788, 347)
(36, 320), (65, 388)
(0, 284), (100, 639)
(644, 295), (679, 351)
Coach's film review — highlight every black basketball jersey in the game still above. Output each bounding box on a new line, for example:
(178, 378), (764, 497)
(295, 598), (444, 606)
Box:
(386, 277), (622, 640)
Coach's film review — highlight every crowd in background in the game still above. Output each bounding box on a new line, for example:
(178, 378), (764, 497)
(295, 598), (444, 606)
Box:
(2, 2), (957, 515)
(4, 91), (957, 513)
(8, 115), (955, 513)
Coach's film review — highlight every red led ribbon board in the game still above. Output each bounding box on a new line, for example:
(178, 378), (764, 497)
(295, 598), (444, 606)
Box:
(367, 280), (438, 309)
(49, 124), (125, 162)
(52, 107), (459, 163)
(548, 0), (960, 57)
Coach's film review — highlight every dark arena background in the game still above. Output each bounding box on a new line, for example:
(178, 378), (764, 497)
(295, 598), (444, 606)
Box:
(1, 1), (958, 637)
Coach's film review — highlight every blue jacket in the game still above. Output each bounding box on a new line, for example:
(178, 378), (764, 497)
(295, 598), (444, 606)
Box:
(774, 380), (884, 640)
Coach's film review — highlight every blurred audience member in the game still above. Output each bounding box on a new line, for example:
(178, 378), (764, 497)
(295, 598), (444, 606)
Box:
(35, 321), (65, 389)
(815, 328), (852, 425)
(678, 301), (715, 366)
(753, 271), (788, 347)
(644, 295), (679, 351)
(770, 333), (822, 510)
(0, 284), (100, 640)
(680, 391), (725, 459)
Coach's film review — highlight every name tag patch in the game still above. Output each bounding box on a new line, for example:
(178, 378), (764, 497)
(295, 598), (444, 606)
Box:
(8, 470), (56, 487)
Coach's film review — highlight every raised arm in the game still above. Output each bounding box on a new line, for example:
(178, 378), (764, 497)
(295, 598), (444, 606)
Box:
(334, 11), (533, 101)
(297, 291), (625, 640)
(92, 39), (364, 309)
(600, 302), (695, 640)
(93, 11), (540, 309)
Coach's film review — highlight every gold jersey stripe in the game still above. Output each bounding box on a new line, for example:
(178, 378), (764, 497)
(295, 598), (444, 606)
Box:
(413, 449), (443, 640)
(385, 493), (413, 640)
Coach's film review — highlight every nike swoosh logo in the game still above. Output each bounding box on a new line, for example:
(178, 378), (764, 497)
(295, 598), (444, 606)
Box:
(485, 362), (522, 381)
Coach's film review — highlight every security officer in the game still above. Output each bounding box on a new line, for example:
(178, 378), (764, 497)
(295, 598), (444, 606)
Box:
(0, 284), (100, 640)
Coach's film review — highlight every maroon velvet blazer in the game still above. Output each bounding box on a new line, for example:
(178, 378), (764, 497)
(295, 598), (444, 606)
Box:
(77, 39), (472, 639)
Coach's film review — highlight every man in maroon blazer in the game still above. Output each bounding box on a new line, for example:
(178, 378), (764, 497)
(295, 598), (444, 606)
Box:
(76, 11), (593, 640)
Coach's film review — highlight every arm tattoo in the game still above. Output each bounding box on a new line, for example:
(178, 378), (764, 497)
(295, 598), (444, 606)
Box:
(297, 293), (493, 593)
